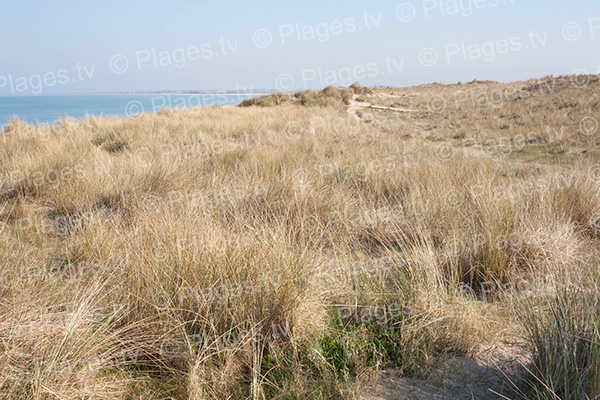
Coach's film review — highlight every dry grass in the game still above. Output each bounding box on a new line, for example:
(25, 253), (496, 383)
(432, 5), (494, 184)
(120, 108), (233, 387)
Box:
(371, 75), (600, 164)
(0, 76), (599, 399)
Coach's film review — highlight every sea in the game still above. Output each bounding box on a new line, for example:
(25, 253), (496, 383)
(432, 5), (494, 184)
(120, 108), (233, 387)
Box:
(0, 93), (256, 128)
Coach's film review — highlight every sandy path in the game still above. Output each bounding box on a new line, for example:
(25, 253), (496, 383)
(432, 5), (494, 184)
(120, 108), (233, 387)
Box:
(359, 339), (531, 399)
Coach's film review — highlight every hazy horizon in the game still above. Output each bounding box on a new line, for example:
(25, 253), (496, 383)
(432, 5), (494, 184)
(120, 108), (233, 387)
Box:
(0, 74), (577, 98)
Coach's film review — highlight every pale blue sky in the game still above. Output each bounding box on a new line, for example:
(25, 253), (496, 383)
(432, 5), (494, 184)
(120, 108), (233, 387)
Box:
(0, 0), (598, 94)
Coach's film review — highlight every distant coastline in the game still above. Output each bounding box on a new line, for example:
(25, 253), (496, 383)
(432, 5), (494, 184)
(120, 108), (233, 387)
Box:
(0, 92), (263, 125)
(0, 90), (279, 98)
(81, 90), (278, 96)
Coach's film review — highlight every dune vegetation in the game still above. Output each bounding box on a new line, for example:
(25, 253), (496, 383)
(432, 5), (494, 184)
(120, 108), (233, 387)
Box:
(1, 75), (600, 399)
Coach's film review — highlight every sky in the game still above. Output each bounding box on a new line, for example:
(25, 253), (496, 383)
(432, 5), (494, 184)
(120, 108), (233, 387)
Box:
(0, 0), (598, 95)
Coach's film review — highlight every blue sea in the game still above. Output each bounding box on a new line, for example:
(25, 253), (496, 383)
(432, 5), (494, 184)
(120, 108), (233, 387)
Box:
(0, 93), (256, 127)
